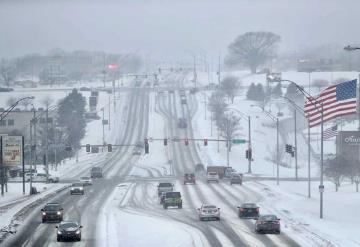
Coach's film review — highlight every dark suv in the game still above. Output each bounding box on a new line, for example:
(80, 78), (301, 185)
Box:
(237, 203), (259, 219)
(163, 192), (182, 209)
(41, 203), (63, 223)
(90, 167), (103, 178)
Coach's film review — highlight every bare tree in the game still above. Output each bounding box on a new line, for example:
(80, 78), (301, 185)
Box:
(220, 76), (241, 103)
(6, 96), (18, 107)
(218, 112), (240, 151)
(312, 79), (329, 92)
(0, 63), (16, 88)
(324, 156), (350, 191)
(42, 96), (54, 108)
(225, 31), (281, 74)
(19, 96), (33, 110)
(208, 91), (228, 126)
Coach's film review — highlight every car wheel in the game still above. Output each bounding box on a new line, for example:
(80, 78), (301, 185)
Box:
(230, 182), (233, 185)
(218, 217), (220, 221)
(276, 230), (281, 234)
(163, 204), (167, 209)
(179, 204), (182, 209)
(42, 219), (45, 223)
(57, 236), (61, 242)
(49, 179), (53, 183)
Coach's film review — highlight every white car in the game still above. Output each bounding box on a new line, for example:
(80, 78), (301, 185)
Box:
(197, 204), (220, 221)
(70, 183), (85, 195)
(25, 173), (59, 183)
(79, 177), (92, 186)
(206, 172), (219, 183)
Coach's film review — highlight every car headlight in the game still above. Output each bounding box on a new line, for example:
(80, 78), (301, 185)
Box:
(57, 211), (61, 215)
(76, 230), (80, 234)
(80, 188), (83, 190)
(42, 212), (46, 216)
(57, 230), (62, 235)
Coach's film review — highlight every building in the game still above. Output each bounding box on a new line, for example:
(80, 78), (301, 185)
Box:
(336, 131), (360, 162)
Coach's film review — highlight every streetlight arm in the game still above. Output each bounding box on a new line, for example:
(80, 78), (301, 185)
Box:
(251, 104), (276, 122)
(280, 96), (306, 117)
(0, 96), (35, 121)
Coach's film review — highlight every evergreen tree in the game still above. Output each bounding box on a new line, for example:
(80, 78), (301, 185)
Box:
(255, 83), (265, 101)
(57, 89), (86, 152)
(246, 83), (257, 100)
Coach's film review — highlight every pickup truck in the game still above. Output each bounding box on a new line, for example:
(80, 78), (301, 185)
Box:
(157, 182), (174, 196)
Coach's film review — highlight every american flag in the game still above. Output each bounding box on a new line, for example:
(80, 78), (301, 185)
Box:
(305, 79), (357, 128)
(322, 125), (338, 140)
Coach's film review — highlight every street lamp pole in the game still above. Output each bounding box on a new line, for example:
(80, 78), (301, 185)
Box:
(102, 108), (105, 145)
(294, 109), (298, 180)
(248, 116), (252, 173)
(276, 117), (279, 185)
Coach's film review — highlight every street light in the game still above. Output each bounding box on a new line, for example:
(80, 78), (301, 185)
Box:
(0, 96), (35, 196)
(251, 104), (279, 185)
(273, 78), (325, 218)
(226, 108), (252, 173)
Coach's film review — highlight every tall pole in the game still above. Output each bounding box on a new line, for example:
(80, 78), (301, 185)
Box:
(33, 109), (37, 170)
(108, 95), (111, 131)
(218, 55), (221, 86)
(276, 117), (279, 185)
(226, 117), (230, 167)
(29, 119), (33, 194)
(320, 103), (324, 218)
(248, 116), (252, 173)
(0, 137), (3, 196)
(294, 109), (298, 180)
(102, 108), (105, 145)
(308, 121), (311, 198)
(45, 108), (49, 182)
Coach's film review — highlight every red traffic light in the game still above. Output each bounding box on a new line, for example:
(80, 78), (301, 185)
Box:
(185, 138), (189, 146)
(204, 139), (208, 146)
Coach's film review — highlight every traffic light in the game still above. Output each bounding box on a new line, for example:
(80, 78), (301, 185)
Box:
(108, 144), (112, 152)
(86, 144), (90, 152)
(185, 138), (189, 146)
(285, 144), (292, 153)
(144, 138), (149, 154)
(204, 139), (208, 146)
(164, 138), (168, 146)
(245, 149), (252, 160)
(248, 148), (252, 160)
(246, 150), (249, 159)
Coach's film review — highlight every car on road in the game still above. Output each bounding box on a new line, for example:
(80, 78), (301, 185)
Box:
(25, 173), (59, 183)
(0, 87), (14, 92)
(157, 182), (174, 196)
(237, 203), (259, 219)
(197, 204), (220, 221)
(206, 172), (219, 183)
(56, 221), (83, 242)
(79, 176), (92, 186)
(41, 203), (63, 223)
(90, 166), (103, 178)
(70, 183), (84, 195)
(230, 174), (243, 185)
(255, 215), (281, 234)
(183, 173), (196, 184)
(132, 147), (142, 155)
(163, 191), (182, 209)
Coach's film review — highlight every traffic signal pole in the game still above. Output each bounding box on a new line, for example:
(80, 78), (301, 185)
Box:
(294, 109), (298, 180)
(248, 116), (252, 173)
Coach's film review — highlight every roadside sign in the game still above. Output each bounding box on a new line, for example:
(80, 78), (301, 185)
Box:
(2, 136), (23, 166)
(232, 139), (246, 144)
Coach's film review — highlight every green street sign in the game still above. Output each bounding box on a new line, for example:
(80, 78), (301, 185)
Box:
(232, 139), (246, 144)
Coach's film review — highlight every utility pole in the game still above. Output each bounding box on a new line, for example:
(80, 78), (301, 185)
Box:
(294, 109), (298, 180)
(102, 108), (105, 145)
(193, 55), (197, 89)
(218, 55), (221, 86)
(308, 120), (311, 198)
(226, 117), (230, 167)
(108, 95), (111, 131)
(276, 117), (279, 185)
(248, 116), (252, 173)
(45, 108), (49, 182)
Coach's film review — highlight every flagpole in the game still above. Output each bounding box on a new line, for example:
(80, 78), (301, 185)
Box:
(320, 103), (324, 219)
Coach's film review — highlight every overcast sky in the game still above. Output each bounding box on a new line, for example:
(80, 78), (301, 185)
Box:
(1, 0), (359, 60)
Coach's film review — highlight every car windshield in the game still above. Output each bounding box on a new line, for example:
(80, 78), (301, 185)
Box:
(72, 183), (83, 187)
(242, 203), (257, 208)
(59, 222), (78, 229)
(259, 215), (277, 221)
(166, 192), (180, 198)
(81, 177), (90, 180)
(91, 167), (101, 171)
(159, 183), (172, 187)
(44, 205), (60, 211)
(209, 172), (217, 175)
(203, 205), (216, 209)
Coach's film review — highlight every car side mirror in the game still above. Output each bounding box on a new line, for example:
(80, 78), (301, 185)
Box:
(277, 218), (281, 220)
(197, 208), (200, 210)
(60, 208), (63, 210)
(236, 206), (240, 208)
(218, 208), (220, 210)
(80, 226), (83, 228)
(55, 226), (58, 228)
(41, 209), (44, 211)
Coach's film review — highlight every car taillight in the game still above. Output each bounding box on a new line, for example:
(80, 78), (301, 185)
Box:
(240, 208), (244, 212)
(256, 208), (259, 212)
(275, 220), (280, 224)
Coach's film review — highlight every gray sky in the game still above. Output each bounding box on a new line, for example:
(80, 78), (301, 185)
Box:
(1, 0), (359, 59)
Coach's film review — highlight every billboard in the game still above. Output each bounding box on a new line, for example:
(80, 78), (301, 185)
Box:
(336, 131), (360, 161)
(2, 136), (23, 166)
